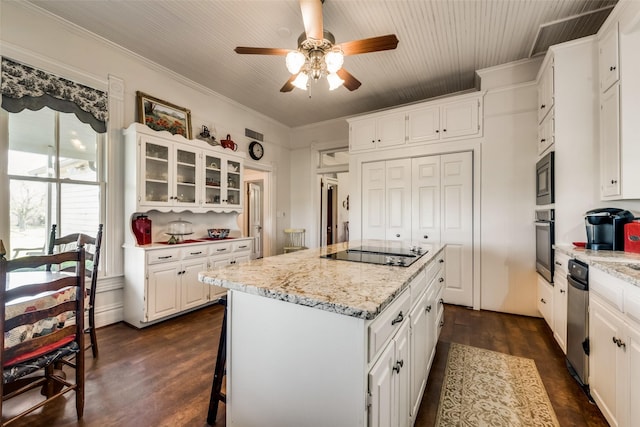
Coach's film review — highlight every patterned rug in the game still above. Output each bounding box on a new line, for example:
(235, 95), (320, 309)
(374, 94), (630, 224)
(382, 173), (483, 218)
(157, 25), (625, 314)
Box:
(435, 343), (560, 427)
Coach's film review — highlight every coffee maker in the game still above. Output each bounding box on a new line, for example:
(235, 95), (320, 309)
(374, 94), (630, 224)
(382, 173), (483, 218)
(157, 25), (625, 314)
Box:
(585, 208), (634, 250)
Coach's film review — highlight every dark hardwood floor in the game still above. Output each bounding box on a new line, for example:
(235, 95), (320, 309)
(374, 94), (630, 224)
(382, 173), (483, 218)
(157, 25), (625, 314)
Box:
(3, 304), (608, 426)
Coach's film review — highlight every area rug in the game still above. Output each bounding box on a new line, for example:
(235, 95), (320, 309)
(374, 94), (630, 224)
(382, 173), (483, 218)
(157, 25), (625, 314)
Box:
(435, 343), (560, 427)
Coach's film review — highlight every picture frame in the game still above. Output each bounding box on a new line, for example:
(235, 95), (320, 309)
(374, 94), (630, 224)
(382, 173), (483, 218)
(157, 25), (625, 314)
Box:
(136, 91), (192, 139)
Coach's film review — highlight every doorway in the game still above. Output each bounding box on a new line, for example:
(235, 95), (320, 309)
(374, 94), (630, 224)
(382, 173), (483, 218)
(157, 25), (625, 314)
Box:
(242, 166), (272, 259)
(246, 180), (263, 259)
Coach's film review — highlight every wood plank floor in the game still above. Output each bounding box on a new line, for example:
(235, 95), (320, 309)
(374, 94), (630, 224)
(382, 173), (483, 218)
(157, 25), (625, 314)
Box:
(3, 304), (608, 426)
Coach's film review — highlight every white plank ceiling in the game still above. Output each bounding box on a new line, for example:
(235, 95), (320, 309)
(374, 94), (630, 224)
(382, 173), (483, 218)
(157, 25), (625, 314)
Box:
(27, 0), (616, 128)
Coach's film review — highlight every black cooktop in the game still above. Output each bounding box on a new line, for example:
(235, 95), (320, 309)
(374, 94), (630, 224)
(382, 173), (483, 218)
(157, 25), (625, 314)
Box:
(322, 245), (428, 267)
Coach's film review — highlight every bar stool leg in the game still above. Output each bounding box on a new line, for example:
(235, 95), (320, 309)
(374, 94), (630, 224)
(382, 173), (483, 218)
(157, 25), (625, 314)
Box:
(207, 297), (227, 425)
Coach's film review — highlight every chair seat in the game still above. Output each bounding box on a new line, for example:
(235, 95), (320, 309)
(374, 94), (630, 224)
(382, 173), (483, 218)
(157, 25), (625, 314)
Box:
(3, 341), (79, 384)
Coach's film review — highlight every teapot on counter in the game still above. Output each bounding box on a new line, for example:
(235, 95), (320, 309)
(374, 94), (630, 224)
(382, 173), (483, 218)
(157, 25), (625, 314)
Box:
(221, 134), (238, 151)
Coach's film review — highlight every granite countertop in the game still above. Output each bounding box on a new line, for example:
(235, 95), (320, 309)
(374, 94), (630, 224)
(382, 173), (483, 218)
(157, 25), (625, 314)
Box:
(555, 245), (640, 287)
(198, 241), (445, 320)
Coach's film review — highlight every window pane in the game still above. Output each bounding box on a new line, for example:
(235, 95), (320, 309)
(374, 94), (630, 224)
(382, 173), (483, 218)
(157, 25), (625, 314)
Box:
(8, 180), (49, 259)
(320, 149), (349, 167)
(59, 112), (98, 181)
(59, 183), (100, 236)
(7, 108), (56, 177)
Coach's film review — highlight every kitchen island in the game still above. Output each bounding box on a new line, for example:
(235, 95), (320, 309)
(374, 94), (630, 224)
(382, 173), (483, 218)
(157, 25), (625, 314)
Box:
(199, 241), (446, 427)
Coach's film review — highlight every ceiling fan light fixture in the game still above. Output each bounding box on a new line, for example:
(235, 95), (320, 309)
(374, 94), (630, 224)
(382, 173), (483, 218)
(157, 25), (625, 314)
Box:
(292, 72), (309, 90)
(327, 72), (344, 91)
(286, 50), (306, 74)
(325, 50), (343, 73)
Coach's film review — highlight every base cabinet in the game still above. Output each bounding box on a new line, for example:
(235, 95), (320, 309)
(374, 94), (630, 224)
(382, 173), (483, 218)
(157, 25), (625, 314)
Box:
(537, 274), (554, 328)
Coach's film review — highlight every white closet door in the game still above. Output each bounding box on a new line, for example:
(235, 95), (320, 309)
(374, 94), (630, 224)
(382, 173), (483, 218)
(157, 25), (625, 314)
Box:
(440, 152), (473, 307)
(385, 159), (412, 242)
(411, 156), (441, 245)
(362, 162), (387, 240)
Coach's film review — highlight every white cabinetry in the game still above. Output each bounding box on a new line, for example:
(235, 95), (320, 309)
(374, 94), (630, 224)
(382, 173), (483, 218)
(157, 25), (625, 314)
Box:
(598, 22), (640, 200)
(537, 274), (554, 327)
(350, 112), (406, 152)
(552, 252), (569, 353)
(362, 159), (412, 241)
(537, 57), (554, 125)
(124, 238), (253, 328)
(589, 266), (640, 427)
(124, 123), (244, 213)
(349, 93), (483, 153)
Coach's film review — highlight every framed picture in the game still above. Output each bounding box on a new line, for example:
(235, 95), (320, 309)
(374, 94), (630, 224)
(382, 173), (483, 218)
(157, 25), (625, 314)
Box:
(136, 91), (192, 139)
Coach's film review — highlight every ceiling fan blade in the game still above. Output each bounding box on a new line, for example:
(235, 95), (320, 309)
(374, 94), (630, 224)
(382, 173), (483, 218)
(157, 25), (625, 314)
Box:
(338, 34), (399, 56)
(234, 47), (290, 56)
(337, 69), (361, 91)
(280, 74), (298, 93)
(300, 0), (323, 40)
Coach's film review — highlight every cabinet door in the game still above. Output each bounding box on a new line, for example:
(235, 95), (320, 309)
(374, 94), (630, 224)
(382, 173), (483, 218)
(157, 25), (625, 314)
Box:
(377, 112), (407, 148)
(385, 159), (412, 242)
(224, 158), (243, 208)
(590, 296), (625, 427)
(139, 137), (172, 208)
(537, 275), (553, 328)
(173, 146), (200, 207)
(537, 112), (554, 155)
(553, 274), (568, 354)
(407, 106), (440, 144)
(409, 292), (429, 418)
(537, 59), (554, 124)
(350, 118), (377, 152)
(627, 322), (640, 427)
(599, 24), (619, 93)
(440, 98), (479, 140)
(601, 83), (621, 199)
(181, 258), (210, 310)
(369, 341), (395, 427)
(147, 262), (181, 322)
(395, 321), (410, 427)
(362, 162), (387, 240)
(411, 156), (441, 245)
(203, 153), (223, 207)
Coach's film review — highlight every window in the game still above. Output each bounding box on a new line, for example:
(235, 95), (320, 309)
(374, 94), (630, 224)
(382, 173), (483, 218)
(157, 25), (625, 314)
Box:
(6, 107), (105, 260)
(318, 148), (349, 169)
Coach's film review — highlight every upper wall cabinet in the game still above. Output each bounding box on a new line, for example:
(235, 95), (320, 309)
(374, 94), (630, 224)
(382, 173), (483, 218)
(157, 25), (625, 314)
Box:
(537, 57), (554, 125)
(599, 22), (619, 93)
(598, 20), (640, 200)
(348, 93), (483, 153)
(124, 123), (244, 214)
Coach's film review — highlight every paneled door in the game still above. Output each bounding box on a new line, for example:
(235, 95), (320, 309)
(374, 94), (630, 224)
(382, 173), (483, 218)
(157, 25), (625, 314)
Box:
(362, 162), (387, 240)
(385, 159), (412, 242)
(440, 152), (473, 307)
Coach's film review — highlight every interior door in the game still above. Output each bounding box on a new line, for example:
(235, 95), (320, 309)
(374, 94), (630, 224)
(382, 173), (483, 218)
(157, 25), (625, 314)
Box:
(247, 181), (263, 259)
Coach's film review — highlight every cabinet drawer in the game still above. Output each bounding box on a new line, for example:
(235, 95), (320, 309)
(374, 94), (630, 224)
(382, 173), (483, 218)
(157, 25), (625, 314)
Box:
(182, 246), (207, 259)
(368, 289), (410, 363)
(590, 268), (625, 312)
(554, 252), (570, 275)
(148, 248), (180, 265)
(409, 270), (427, 308)
(209, 242), (232, 256)
(232, 240), (252, 253)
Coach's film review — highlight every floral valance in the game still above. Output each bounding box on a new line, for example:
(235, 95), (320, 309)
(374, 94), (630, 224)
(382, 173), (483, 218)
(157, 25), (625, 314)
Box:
(1, 57), (108, 133)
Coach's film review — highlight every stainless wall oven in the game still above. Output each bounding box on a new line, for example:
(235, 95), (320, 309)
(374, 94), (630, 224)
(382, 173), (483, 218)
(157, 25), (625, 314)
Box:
(535, 209), (555, 282)
(536, 151), (555, 205)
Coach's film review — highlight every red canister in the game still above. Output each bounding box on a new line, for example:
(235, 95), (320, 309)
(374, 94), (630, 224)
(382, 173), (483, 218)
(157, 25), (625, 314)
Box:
(132, 214), (152, 245)
(624, 220), (640, 254)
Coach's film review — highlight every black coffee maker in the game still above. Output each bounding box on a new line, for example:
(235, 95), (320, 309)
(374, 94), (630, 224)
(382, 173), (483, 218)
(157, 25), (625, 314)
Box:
(585, 208), (634, 250)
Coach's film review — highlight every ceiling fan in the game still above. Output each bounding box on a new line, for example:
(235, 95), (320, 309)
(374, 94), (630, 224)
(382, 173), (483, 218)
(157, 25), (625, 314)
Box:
(234, 0), (399, 92)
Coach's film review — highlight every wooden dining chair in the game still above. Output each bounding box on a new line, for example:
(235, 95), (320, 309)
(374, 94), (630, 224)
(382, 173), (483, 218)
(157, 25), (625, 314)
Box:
(0, 242), (86, 424)
(47, 224), (103, 358)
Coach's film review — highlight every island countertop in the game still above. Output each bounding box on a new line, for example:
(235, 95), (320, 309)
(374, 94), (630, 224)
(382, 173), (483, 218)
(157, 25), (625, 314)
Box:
(198, 241), (445, 320)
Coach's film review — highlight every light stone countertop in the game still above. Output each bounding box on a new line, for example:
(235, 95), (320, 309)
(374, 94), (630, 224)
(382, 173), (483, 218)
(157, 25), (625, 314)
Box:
(199, 241), (445, 320)
(555, 245), (640, 287)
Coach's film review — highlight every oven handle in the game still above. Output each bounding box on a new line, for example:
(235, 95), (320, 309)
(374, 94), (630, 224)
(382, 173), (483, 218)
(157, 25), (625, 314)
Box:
(535, 221), (552, 227)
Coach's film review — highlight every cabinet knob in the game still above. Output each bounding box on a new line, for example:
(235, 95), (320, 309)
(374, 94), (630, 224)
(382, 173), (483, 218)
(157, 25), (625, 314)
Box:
(371, 140), (375, 143)
(423, 235), (429, 239)
(396, 234), (400, 238)
(560, 289), (566, 294)
(540, 138), (546, 143)
(540, 298), (546, 304)
(439, 277), (444, 283)
(391, 311), (404, 326)
(439, 259), (444, 263)
(377, 139), (381, 143)
(540, 104), (546, 109)
(435, 129), (439, 133)
(439, 298), (444, 305)
(392, 360), (403, 373)
(611, 179), (618, 184)
(439, 319), (445, 327)
(442, 129), (447, 132)
(610, 66), (617, 71)
(426, 305), (432, 313)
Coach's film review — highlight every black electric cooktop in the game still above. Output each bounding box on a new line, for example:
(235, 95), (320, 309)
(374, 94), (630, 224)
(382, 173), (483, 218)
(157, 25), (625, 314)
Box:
(322, 245), (428, 267)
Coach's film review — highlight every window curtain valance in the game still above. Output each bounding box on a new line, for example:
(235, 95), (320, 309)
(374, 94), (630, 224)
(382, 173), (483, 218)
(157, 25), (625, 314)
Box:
(1, 57), (108, 133)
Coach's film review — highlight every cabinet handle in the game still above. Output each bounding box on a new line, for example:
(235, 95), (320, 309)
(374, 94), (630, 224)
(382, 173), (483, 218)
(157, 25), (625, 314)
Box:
(541, 298), (546, 304)
(190, 251), (202, 255)
(439, 259), (444, 263)
(158, 255), (173, 260)
(216, 248), (227, 252)
(611, 179), (618, 184)
(426, 305), (432, 313)
(540, 104), (546, 109)
(391, 311), (404, 326)
(439, 319), (445, 327)
(423, 235), (429, 239)
(392, 360), (403, 374)
(238, 245), (248, 249)
(540, 138), (546, 143)
(555, 261), (562, 266)
(560, 289), (566, 294)
(439, 298), (444, 305)
(439, 277), (444, 283)
(613, 337), (627, 349)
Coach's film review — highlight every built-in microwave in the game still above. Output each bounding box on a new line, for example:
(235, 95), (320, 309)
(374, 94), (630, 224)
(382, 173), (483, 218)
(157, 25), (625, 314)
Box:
(536, 151), (554, 206)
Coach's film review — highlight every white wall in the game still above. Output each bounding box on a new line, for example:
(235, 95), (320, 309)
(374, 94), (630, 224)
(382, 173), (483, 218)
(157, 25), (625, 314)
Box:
(0, 2), (292, 326)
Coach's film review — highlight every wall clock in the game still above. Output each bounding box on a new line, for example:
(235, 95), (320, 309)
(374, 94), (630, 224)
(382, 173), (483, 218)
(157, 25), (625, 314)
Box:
(248, 141), (264, 160)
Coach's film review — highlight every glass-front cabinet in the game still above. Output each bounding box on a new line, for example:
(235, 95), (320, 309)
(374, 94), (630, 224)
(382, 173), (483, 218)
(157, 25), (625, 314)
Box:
(126, 123), (244, 213)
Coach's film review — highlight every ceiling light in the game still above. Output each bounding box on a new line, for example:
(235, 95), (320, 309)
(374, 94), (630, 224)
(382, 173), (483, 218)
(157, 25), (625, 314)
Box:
(327, 73), (344, 91)
(292, 73), (309, 90)
(286, 51), (305, 74)
(325, 50), (344, 73)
